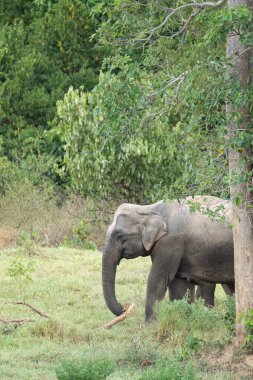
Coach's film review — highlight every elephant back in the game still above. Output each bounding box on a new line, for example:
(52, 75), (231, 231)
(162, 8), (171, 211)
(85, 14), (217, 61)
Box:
(182, 195), (232, 224)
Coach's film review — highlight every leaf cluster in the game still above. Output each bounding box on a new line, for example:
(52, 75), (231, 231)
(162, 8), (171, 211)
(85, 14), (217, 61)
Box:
(0, 0), (104, 186)
(56, 1), (243, 201)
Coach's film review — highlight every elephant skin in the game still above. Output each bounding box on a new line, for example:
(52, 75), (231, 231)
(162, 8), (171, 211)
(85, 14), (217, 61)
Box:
(102, 196), (234, 322)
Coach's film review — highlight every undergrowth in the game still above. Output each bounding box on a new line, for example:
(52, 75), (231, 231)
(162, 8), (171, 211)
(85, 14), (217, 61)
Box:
(155, 296), (233, 356)
(0, 248), (244, 380)
(55, 358), (116, 380)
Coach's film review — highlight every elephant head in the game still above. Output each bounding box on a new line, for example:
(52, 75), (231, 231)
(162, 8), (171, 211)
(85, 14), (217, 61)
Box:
(102, 201), (168, 316)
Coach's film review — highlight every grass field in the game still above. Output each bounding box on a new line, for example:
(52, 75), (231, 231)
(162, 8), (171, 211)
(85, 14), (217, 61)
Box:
(0, 247), (252, 379)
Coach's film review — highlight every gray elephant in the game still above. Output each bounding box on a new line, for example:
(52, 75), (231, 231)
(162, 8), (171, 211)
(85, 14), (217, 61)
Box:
(102, 196), (234, 322)
(169, 277), (234, 306)
(195, 282), (234, 306)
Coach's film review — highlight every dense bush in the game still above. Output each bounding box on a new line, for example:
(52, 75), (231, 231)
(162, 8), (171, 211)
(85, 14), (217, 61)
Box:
(55, 358), (115, 380)
(155, 297), (232, 353)
(0, 0), (103, 185)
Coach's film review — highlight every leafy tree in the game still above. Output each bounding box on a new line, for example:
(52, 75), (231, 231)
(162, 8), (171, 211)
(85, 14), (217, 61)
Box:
(0, 0), (103, 184)
(56, 1), (231, 201)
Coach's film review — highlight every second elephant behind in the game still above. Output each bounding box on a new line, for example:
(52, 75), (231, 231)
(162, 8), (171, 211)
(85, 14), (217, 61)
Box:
(169, 277), (234, 306)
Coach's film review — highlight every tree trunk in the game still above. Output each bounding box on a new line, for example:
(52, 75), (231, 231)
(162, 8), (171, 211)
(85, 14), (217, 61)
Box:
(226, 0), (253, 343)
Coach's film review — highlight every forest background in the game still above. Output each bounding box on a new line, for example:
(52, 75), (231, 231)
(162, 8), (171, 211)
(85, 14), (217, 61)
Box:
(0, 0), (240, 238)
(0, 0), (252, 275)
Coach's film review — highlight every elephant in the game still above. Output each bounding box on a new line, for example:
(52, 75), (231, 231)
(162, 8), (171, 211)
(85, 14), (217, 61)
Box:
(102, 196), (234, 322)
(169, 277), (234, 307)
(195, 282), (234, 306)
(168, 277), (195, 303)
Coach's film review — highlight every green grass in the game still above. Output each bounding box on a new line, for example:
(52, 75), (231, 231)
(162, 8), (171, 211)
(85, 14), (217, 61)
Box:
(0, 247), (242, 379)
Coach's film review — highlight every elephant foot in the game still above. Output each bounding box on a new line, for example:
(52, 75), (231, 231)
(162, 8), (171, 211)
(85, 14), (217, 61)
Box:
(145, 314), (157, 323)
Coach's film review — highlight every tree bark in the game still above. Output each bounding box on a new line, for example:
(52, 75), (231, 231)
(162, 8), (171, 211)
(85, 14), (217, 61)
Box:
(226, 0), (253, 343)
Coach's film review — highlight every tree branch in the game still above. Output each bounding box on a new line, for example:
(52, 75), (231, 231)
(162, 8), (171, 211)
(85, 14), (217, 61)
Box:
(0, 318), (34, 325)
(104, 303), (135, 329)
(12, 301), (49, 319)
(0, 301), (49, 326)
(141, 0), (225, 43)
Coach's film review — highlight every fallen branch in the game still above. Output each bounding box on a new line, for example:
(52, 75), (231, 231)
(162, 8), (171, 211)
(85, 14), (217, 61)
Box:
(104, 303), (135, 329)
(0, 318), (34, 325)
(12, 301), (49, 319)
(0, 300), (49, 327)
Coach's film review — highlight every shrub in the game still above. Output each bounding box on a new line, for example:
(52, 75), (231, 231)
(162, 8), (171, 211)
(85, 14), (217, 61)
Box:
(155, 297), (230, 353)
(239, 307), (253, 352)
(140, 358), (196, 380)
(64, 219), (96, 250)
(0, 180), (84, 247)
(224, 296), (236, 334)
(55, 358), (115, 380)
(155, 297), (192, 343)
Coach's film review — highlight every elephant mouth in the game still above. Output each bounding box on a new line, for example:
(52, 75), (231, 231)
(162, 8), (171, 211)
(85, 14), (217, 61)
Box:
(121, 251), (140, 260)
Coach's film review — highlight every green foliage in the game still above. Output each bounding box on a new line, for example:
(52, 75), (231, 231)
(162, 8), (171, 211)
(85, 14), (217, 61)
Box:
(64, 219), (96, 250)
(0, 0), (103, 185)
(224, 296), (236, 334)
(56, 61), (227, 201)
(18, 230), (41, 256)
(55, 1), (251, 201)
(7, 255), (35, 296)
(55, 358), (116, 380)
(7, 257), (35, 282)
(184, 335), (203, 354)
(1, 0), (252, 203)
(155, 297), (231, 355)
(57, 75), (194, 201)
(240, 308), (253, 351)
(140, 358), (196, 380)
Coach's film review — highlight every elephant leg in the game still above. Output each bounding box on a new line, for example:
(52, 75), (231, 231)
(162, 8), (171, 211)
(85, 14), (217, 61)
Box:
(146, 240), (183, 322)
(169, 277), (195, 303)
(222, 283), (235, 296)
(145, 270), (168, 322)
(196, 283), (216, 307)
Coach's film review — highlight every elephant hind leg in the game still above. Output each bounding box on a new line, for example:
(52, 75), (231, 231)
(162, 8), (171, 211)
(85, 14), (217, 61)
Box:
(196, 283), (216, 307)
(222, 283), (234, 296)
(169, 277), (195, 303)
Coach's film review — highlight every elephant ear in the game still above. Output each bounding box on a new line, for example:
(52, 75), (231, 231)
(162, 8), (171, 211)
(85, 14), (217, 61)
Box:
(141, 213), (168, 251)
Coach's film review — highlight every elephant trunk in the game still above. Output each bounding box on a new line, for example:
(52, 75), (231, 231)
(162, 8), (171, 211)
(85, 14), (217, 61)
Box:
(102, 237), (124, 316)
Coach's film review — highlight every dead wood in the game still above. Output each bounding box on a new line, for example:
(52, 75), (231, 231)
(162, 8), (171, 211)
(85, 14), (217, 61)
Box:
(0, 318), (34, 325)
(12, 301), (49, 318)
(104, 303), (135, 329)
(0, 300), (49, 327)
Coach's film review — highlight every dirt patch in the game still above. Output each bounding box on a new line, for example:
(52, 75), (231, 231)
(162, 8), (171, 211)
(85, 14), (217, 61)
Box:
(0, 226), (17, 248)
(204, 343), (253, 378)
(244, 355), (253, 368)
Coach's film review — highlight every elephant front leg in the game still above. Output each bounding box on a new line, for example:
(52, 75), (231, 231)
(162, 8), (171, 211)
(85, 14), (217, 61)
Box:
(145, 237), (183, 322)
(145, 264), (170, 322)
(145, 256), (176, 322)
